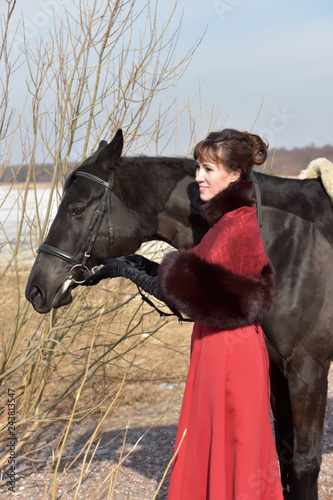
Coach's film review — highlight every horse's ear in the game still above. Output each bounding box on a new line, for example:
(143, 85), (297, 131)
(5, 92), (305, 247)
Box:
(110, 129), (123, 157)
(97, 140), (108, 150)
(97, 129), (123, 167)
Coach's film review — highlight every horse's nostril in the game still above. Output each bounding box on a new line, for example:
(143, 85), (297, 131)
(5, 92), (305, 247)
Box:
(27, 285), (46, 309)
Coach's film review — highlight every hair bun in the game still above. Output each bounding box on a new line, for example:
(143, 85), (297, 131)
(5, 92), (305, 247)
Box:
(194, 128), (268, 180)
(242, 132), (268, 166)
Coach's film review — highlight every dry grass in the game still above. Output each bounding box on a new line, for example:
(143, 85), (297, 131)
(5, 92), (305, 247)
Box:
(0, 2), (206, 493)
(0, 263), (192, 498)
(0, 264), (191, 409)
(0, 3), (204, 490)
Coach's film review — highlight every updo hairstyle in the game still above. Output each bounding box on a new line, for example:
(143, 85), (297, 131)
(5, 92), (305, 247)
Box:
(194, 129), (268, 180)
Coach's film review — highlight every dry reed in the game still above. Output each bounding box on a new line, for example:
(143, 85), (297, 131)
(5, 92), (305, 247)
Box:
(0, 1), (214, 496)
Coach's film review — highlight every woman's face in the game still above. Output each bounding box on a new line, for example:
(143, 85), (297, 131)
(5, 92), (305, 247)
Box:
(195, 158), (240, 201)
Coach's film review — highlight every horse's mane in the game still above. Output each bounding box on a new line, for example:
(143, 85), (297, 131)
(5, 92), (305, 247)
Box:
(118, 155), (332, 220)
(65, 152), (333, 244)
(115, 156), (195, 211)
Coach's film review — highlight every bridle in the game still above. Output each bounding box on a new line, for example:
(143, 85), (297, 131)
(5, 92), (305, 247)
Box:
(37, 170), (115, 284)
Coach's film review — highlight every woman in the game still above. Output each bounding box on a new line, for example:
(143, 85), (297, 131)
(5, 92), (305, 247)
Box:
(86, 129), (284, 499)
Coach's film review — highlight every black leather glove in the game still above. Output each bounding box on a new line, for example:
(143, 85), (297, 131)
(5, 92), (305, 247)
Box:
(83, 257), (165, 302)
(122, 254), (159, 277)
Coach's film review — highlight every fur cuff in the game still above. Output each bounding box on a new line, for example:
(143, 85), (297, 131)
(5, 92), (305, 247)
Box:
(158, 250), (275, 330)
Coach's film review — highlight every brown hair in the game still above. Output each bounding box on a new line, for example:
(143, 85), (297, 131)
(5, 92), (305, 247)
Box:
(194, 129), (268, 180)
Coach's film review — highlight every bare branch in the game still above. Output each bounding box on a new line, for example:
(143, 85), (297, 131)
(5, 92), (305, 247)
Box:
(0, 0), (17, 139)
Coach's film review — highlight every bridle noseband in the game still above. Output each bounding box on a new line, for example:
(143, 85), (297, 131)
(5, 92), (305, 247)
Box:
(38, 170), (115, 284)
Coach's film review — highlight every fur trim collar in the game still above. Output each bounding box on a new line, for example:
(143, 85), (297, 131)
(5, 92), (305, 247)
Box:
(200, 180), (255, 225)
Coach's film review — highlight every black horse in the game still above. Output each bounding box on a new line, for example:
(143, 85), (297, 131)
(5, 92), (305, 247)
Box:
(25, 130), (333, 500)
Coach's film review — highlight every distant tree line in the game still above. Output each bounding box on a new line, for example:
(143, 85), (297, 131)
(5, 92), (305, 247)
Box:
(0, 163), (66, 183)
(1, 144), (333, 183)
(264, 144), (333, 176)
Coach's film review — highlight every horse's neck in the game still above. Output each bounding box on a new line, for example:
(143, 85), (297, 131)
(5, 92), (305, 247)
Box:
(120, 156), (206, 249)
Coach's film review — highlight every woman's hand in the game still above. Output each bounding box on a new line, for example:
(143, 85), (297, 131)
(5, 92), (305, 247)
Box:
(83, 257), (129, 286)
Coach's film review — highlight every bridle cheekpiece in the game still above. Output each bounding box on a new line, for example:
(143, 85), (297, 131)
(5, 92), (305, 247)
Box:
(37, 170), (115, 284)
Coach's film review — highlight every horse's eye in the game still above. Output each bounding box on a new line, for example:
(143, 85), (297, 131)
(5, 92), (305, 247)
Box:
(71, 207), (84, 216)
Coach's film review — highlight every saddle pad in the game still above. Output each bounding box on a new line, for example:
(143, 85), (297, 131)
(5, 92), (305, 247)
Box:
(298, 157), (333, 201)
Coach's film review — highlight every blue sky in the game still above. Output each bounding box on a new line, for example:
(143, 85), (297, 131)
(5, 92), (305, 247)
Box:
(4, 0), (333, 162)
(176, 0), (333, 149)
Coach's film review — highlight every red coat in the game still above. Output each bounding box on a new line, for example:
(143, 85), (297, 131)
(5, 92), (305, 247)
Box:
(159, 181), (283, 500)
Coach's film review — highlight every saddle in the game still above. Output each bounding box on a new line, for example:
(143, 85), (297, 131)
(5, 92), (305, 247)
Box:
(298, 157), (333, 201)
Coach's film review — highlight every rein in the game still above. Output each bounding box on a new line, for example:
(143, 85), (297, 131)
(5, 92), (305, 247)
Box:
(38, 170), (115, 284)
(251, 172), (263, 227)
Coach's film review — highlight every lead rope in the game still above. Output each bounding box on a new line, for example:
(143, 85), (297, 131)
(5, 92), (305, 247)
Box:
(255, 322), (274, 421)
(137, 286), (192, 325)
(252, 177), (272, 416)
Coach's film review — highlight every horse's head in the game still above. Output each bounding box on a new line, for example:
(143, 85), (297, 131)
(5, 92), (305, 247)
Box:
(25, 129), (145, 313)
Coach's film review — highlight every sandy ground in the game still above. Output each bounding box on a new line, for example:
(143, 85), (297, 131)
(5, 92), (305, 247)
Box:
(0, 369), (332, 500)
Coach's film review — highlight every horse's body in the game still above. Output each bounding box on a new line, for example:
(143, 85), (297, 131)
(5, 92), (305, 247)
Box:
(25, 131), (333, 500)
